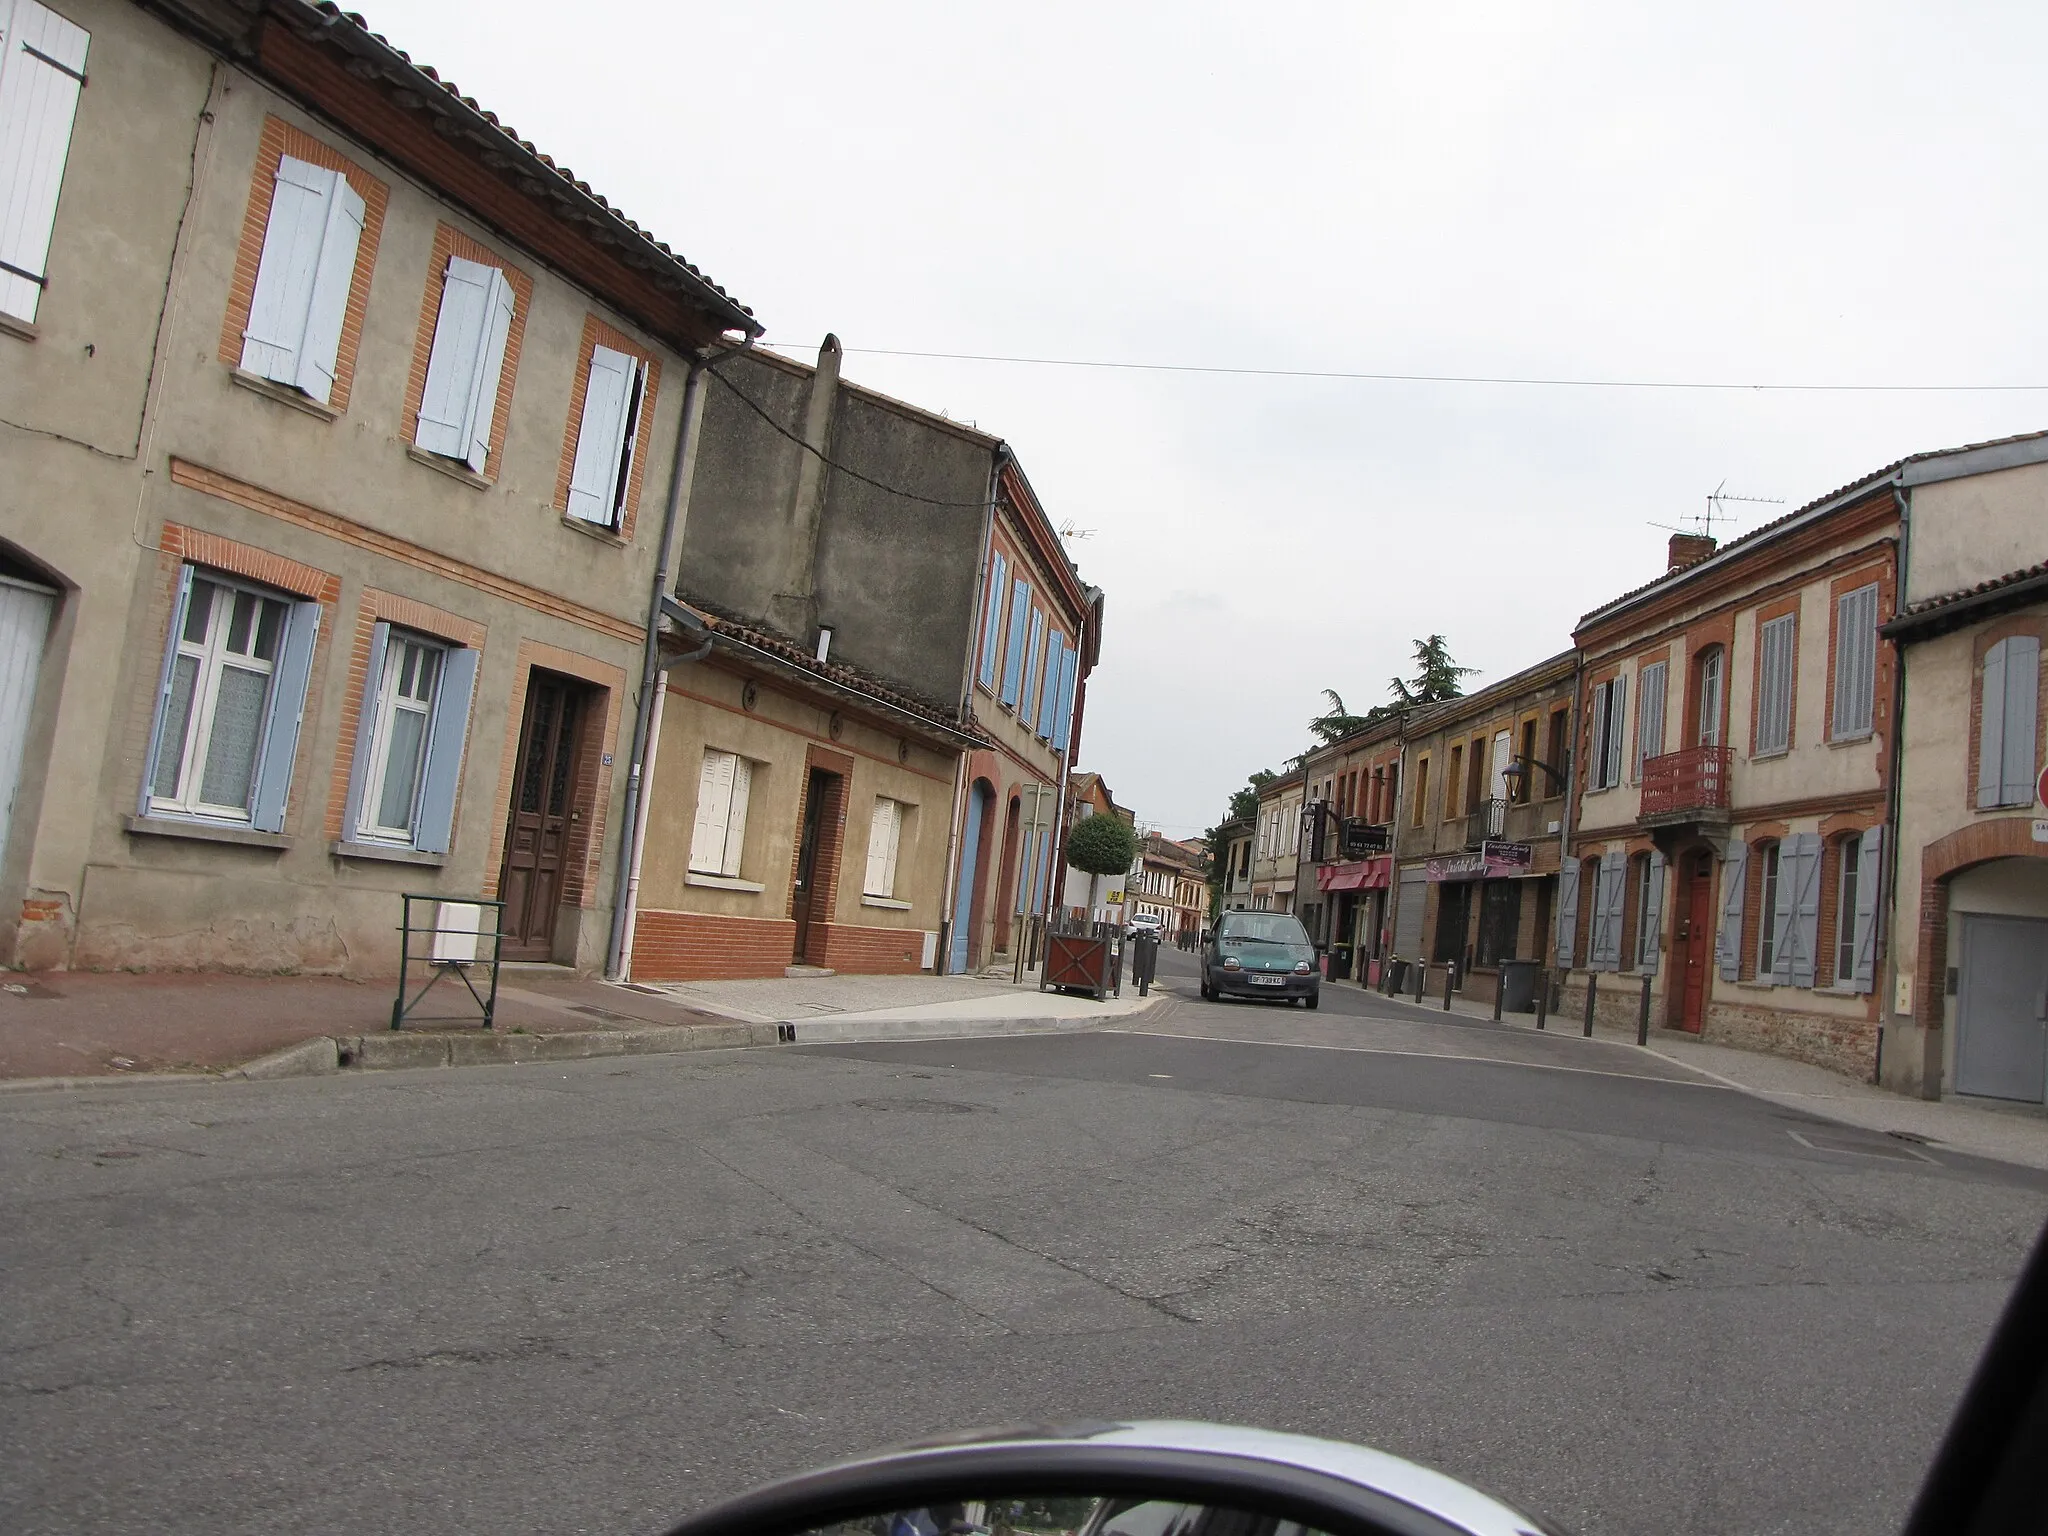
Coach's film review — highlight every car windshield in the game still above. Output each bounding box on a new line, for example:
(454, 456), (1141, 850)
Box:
(1217, 915), (1309, 945)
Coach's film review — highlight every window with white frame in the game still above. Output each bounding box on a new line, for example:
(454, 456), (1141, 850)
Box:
(1755, 612), (1796, 754)
(1634, 659), (1668, 779)
(689, 749), (752, 878)
(1586, 674), (1627, 790)
(1755, 841), (1782, 975)
(864, 796), (907, 899)
(339, 622), (479, 854)
(145, 569), (320, 830)
(238, 154), (367, 404)
(0, 0), (89, 326)
(1834, 836), (1860, 984)
(565, 342), (648, 529)
(414, 254), (516, 473)
(1696, 646), (1724, 746)
(1830, 583), (1879, 740)
(1978, 634), (2041, 809)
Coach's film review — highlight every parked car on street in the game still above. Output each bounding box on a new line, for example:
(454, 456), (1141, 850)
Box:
(1200, 911), (1318, 1008)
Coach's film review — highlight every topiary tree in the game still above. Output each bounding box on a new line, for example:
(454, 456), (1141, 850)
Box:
(1066, 812), (1138, 877)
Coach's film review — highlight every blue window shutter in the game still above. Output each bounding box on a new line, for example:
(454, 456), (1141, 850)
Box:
(249, 601), (320, 833)
(977, 552), (1005, 689)
(413, 646), (478, 855)
(1639, 856), (1666, 975)
(1851, 824), (1883, 993)
(1020, 609), (1044, 724)
(2000, 636), (2039, 805)
(1554, 858), (1579, 969)
(999, 578), (1030, 706)
(139, 565), (195, 815)
(1715, 842), (1746, 981)
(341, 621), (390, 841)
(1054, 641), (1078, 750)
(1036, 635), (1063, 738)
(1788, 833), (1821, 988)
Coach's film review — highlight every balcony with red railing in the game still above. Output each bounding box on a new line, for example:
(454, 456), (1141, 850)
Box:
(1639, 745), (1733, 821)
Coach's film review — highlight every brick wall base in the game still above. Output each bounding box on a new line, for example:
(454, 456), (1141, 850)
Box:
(630, 910), (795, 981)
(816, 922), (929, 974)
(1701, 999), (1878, 1082)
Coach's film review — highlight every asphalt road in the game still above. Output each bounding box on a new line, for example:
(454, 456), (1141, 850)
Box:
(5, 956), (2046, 1536)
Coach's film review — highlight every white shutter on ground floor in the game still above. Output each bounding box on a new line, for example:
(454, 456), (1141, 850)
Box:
(865, 797), (902, 898)
(690, 751), (736, 875)
(0, 576), (55, 865)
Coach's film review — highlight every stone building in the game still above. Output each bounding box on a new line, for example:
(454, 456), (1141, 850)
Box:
(1249, 768), (1304, 912)
(0, 0), (758, 974)
(1293, 713), (1404, 982)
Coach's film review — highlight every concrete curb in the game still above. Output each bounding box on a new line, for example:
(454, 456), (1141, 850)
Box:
(0, 1000), (1159, 1093)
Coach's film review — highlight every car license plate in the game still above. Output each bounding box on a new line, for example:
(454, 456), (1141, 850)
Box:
(1249, 975), (1286, 987)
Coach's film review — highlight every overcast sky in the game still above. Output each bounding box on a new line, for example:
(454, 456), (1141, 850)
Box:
(369, 0), (2048, 838)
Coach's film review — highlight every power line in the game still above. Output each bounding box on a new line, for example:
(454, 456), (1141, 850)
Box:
(759, 342), (2048, 394)
(706, 363), (995, 508)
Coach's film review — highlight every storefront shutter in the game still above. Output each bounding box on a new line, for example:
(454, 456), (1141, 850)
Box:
(1850, 824), (1883, 994)
(1554, 858), (1579, 969)
(0, 0), (89, 325)
(413, 646), (478, 856)
(1715, 842), (1746, 981)
(248, 601), (321, 833)
(1394, 871), (1428, 957)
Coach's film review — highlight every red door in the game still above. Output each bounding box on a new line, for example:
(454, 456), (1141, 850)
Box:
(1674, 849), (1714, 1032)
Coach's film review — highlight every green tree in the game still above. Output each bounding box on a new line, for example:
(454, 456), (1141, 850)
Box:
(1390, 633), (1476, 705)
(1227, 768), (1276, 825)
(1065, 812), (1138, 877)
(1308, 688), (1368, 745)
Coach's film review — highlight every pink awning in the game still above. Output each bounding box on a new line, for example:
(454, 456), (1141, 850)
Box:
(1317, 857), (1391, 892)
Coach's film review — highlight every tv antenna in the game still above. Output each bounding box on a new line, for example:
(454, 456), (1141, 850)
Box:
(1057, 520), (1096, 542)
(1648, 479), (1784, 539)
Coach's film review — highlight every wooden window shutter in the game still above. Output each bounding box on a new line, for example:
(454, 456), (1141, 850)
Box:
(412, 647), (478, 855)
(247, 601), (321, 833)
(690, 750), (734, 874)
(566, 343), (638, 524)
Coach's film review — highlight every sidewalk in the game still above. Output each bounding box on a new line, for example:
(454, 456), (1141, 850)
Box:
(1330, 976), (2048, 1171)
(0, 965), (1157, 1084)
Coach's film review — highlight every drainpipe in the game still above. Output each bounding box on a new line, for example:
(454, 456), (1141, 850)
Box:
(604, 337), (749, 980)
(935, 445), (1010, 973)
(1555, 654), (1585, 972)
(1878, 491), (1912, 1085)
(614, 671), (670, 982)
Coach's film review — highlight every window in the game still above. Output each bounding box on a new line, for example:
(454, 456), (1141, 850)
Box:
(415, 253), (517, 473)
(564, 343), (649, 529)
(690, 750), (753, 878)
(1978, 634), (2041, 809)
(864, 797), (906, 898)
(1036, 632), (1064, 739)
(1756, 841), (1781, 975)
(1516, 719), (1537, 803)
(1020, 608), (1046, 724)
(1755, 613), (1796, 755)
(998, 576), (1031, 707)
(1586, 674), (1627, 790)
(1695, 646), (1724, 746)
(144, 569), (320, 831)
(340, 624), (479, 853)
(1834, 836), (1860, 984)
(238, 154), (367, 405)
(1411, 757), (1429, 826)
(1635, 659), (1668, 779)
(1545, 709), (1569, 797)
(976, 551), (1007, 690)
(0, 0), (88, 325)
(1831, 583), (1879, 740)
(1445, 745), (1463, 818)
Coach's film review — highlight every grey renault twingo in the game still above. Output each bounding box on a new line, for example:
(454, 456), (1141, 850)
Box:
(1201, 910), (1319, 1008)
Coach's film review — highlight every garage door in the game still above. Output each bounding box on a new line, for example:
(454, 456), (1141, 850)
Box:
(1954, 913), (2048, 1103)
(1393, 870), (1428, 958)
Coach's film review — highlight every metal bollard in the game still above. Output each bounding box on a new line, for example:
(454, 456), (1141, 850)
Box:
(1535, 971), (1549, 1030)
(1583, 971), (1598, 1037)
(1442, 962), (1455, 1011)
(1492, 975), (1504, 1021)
(1637, 973), (1653, 1046)
(1414, 961), (1428, 1003)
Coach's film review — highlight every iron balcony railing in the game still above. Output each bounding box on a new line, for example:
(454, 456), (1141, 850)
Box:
(1640, 745), (1733, 818)
(1463, 798), (1507, 846)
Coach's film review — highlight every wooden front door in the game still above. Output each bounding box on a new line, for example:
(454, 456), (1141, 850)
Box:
(790, 767), (841, 965)
(498, 673), (584, 960)
(1672, 848), (1715, 1032)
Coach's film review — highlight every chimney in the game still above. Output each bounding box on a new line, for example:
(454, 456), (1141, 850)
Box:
(1668, 532), (1716, 572)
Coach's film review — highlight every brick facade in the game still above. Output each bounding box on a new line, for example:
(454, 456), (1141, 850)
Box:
(816, 922), (927, 974)
(630, 910), (798, 981)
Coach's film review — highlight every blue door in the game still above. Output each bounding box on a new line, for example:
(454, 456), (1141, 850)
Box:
(949, 784), (990, 973)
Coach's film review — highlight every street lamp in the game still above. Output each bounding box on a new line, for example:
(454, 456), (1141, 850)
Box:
(1499, 755), (1569, 804)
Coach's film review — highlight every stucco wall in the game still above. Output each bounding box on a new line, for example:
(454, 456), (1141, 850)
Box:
(1906, 460), (2048, 605)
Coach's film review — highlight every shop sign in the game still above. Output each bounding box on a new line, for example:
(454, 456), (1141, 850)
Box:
(1483, 839), (1533, 870)
(1426, 851), (1487, 882)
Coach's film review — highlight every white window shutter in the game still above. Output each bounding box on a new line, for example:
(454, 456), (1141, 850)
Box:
(415, 256), (491, 458)
(0, 0), (88, 325)
(864, 797), (896, 897)
(240, 156), (336, 385)
(295, 172), (365, 404)
(413, 646), (478, 855)
(721, 756), (751, 877)
(341, 621), (391, 840)
(1715, 843), (1746, 982)
(2001, 636), (2039, 806)
(1851, 824), (1883, 993)
(1554, 859), (1579, 969)
(566, 344), (636, 524)
(880, 801), (902, 896)
(463, 266), (515, 472)
(1639, 856), (1665, 975)
(1978, 640), (2009, 809)
(690, 750), (733, 874)
(248, 601), (320, 834)
(1788, 834), (1821, 988)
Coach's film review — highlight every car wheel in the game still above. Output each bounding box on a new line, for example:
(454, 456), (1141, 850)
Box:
(1305, 992), (1320, 1011)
